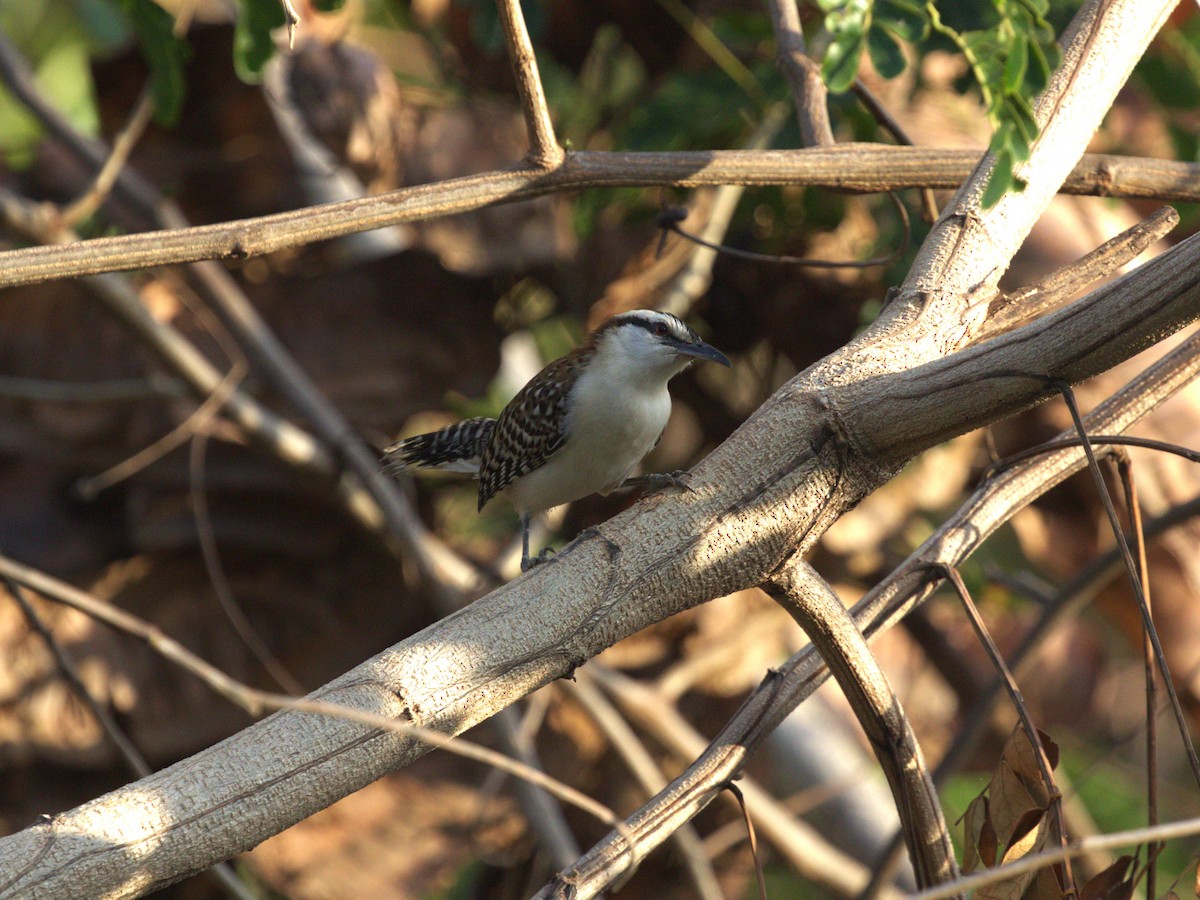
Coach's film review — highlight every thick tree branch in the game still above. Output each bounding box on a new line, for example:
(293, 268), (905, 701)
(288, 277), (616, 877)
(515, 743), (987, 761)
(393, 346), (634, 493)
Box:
(837, 228), (1200, 460)
(545, 290), (1200, 900)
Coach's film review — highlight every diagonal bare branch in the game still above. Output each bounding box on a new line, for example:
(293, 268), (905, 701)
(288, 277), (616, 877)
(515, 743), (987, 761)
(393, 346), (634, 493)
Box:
(765, 0), (834, 147)
(765, 560), (956, 889)
(495, 0), (563, 167)
(978, 205), (1178, 340)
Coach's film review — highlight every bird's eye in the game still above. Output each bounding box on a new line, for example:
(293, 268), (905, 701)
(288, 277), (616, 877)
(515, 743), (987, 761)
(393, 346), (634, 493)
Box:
(653, 323), (668, 336)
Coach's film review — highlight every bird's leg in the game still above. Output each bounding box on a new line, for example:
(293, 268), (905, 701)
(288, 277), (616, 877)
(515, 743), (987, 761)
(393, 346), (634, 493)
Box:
(621, 470), (694, 494)
(520, 511), (532, 572)
(519, 512), (556, 572)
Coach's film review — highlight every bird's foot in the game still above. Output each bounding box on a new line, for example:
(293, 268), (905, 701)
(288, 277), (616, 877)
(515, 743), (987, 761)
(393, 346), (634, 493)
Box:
(623, 470), (694, 495)
(521, 546), (557, 573)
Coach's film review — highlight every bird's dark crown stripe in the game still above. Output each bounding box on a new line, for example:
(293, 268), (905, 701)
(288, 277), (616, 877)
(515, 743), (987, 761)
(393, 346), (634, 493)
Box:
(596, 311), (697, 343)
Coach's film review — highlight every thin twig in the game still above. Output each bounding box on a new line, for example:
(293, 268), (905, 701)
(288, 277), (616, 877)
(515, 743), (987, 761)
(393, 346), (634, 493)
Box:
(850, 80), (940, 222)
(1114, 454), (1158, 899)
(657, 103), (790, 318)
(909, 817), (1200, 900)
(727, 783), (768, 900)
(0, 35), (159, 220)
(58, 88), (155, 230)
(190, 429), (305, 695)
(2, 575), (150, 776)
(493, 704), (583, 871)
(937, 564), (1077, 896)
(1050, 378), (1200, 789)
(75, 361), (246, 500)
(656, 0), (762, 101)
(986, 433), (1200, 476)
(279, 0), (301, 47)
(494, 0), (562, 168)
(660, 188), (910, 269)
(703, 771), (867, 858)
(0, 147), (1194, 290)
(472, 695), (585, 874)
(0, 374), (184, 403)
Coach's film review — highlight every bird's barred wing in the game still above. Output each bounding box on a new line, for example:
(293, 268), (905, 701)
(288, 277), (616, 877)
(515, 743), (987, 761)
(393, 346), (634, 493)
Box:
(477, 353), (581, 509)
(383, 416), (496, 476)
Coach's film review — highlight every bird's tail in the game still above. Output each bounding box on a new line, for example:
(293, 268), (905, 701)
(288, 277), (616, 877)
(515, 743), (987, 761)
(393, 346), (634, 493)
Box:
(382, 417), (496, 476)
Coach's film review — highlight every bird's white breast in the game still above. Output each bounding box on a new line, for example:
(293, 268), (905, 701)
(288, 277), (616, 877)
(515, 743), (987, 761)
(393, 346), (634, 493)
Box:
(504, 355), (672, 514)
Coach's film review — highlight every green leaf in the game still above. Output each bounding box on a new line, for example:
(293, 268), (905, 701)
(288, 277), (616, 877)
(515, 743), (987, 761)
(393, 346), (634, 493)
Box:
(982, 148), (1015, 209)
(1016, 0), (1050, 17)
(118, 0), (188, 125)
(876, 0), (928, 42)
(1025, 38), (1051, 93)
(233, 0), (285, 83)
(1002, 35), (1028, 92)
(867, 23), (906, 79)
(1006, 127), (1032, 163)
(1008, 92), (1039, 144)
(823, 26), (866, 93)
(74, 0), (133, 54)
(0, 1), (105, 165)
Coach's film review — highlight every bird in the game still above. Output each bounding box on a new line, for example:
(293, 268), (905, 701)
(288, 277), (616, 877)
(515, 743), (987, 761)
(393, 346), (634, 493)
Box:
(383, 309), (732, 572)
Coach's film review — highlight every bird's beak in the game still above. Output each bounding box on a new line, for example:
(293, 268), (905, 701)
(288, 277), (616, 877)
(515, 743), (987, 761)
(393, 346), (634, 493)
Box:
(675, 340), (732, 367)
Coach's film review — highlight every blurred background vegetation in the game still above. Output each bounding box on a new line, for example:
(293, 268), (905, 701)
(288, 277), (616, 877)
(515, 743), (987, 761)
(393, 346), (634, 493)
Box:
(0, 0), (1198, 896)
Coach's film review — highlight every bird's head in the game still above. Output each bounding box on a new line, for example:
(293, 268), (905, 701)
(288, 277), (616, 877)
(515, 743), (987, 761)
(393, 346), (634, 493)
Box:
(594, 310), (732, 381)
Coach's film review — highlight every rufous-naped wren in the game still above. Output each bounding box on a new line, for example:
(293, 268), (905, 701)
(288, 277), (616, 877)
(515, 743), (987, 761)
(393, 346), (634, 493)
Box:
(383, 310), (731, 571)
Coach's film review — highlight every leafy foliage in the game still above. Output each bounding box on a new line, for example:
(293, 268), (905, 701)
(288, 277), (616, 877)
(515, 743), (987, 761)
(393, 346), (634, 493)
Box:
(233, 0), (287, 83)
(116, 0), (189, 125)
(818, 0), (1061, 207)
(0, 0), (117, 166)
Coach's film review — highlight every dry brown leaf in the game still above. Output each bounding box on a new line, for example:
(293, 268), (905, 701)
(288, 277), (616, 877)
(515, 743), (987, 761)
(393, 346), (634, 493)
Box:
(1024, 864), (1066, 900)
(987, 757), (1043, 849)
(1003, 807), (1050, 865)
(1004, 726), (1058, 785)
(987, 726), (1057, 846)
(977, 806), (1051, 900)
(964, 794), (997, 874)
(1080, 855), (1134, 900)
